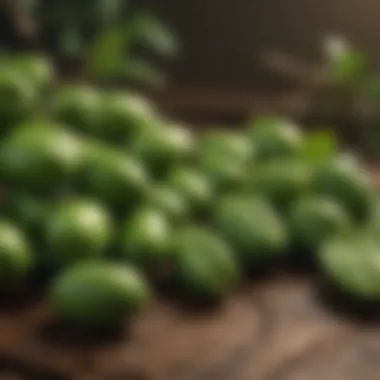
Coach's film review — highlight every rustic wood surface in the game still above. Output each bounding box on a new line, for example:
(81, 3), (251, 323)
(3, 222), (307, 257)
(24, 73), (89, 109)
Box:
(0, 273), (379, 380)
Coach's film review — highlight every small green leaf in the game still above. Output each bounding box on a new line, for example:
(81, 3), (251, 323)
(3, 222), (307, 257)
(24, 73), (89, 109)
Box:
(299, 129), (338, 164)
(337, 51), (366, 82)
(86, 25), (130, 80)
(328, 49), (367, 85)
(323, 35), (367, 85)
(123, 58), (165, 87)
(131, 11), (179, 58)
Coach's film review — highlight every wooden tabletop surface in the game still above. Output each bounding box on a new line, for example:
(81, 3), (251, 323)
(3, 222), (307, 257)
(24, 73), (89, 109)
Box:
(0, 272), (379, 380)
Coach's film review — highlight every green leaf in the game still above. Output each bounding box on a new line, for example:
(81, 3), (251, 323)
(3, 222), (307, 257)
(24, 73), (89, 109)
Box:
(322, 35), (367, 85)
(86, 25), (130, 80)
(330, 49), (367, 84)
(299, 129), (338, 164)
(130, 11), (179, 58)
(123, 58), (165, 87)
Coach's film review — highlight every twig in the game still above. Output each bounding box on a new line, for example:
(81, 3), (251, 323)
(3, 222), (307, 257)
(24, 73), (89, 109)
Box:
(259, 49), (327, 88)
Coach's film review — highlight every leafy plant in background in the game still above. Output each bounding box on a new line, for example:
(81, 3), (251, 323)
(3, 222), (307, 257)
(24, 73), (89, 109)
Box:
(261, 34), (380, 158)
(319, 35), (380, 158)
(3, 0), (179, 88)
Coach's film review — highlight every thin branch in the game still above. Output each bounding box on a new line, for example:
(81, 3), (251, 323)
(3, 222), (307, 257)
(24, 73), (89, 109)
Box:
(259, 49), (327, 88)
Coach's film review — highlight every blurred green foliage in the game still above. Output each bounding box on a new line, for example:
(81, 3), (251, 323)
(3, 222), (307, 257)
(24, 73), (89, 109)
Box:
(6, 0), (179, 87)
(322, 35), (368, 88)
(299, 129), (338, 165)
(321, 35), (380, 157)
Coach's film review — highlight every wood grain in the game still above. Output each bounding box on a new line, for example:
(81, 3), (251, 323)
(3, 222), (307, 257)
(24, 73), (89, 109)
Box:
(0, 275), (376, 380)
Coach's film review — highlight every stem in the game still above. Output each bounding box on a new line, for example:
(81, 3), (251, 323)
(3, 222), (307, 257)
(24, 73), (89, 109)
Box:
(259, 49), (327, 89)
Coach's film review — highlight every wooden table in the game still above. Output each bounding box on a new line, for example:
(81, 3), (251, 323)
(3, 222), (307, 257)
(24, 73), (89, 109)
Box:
(0, 273), (379, 380)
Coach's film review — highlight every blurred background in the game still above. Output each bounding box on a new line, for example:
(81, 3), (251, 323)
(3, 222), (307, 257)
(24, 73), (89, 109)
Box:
(154, 0), (379, 87)
(2, 0), (380, 145)
(152, 0), (380, 125)
(4, 2), (380, 89)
